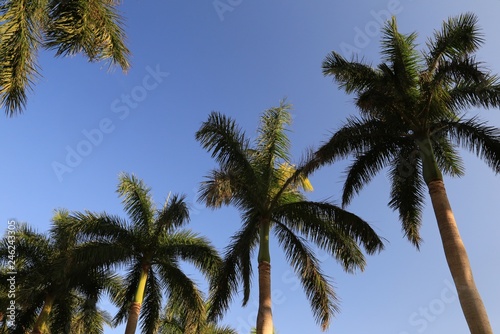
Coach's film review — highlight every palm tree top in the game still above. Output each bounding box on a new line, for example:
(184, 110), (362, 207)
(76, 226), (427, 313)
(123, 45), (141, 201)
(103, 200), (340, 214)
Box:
(0, 0), (130, 116)
(317, 12), (500, 247)
(322, 13), (500, 133)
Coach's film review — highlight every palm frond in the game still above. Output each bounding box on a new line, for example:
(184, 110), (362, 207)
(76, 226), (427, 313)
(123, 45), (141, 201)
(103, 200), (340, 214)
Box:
(156, 193), (190, 232)
(117, 173), (156, 233)
(196, 112), (254, 174)
(273, 222), (337, 331)
(341, 140), (398, 206)
(388, 146), (426, 247)
(440, 117), (500, 173)
(139, 270), (162, 334)
(380, 16), (421, 94)
(157, 231), (221, 279)
(198, 168), (239, 209)
(426, 12), (482, 70)
(0, 0), (45, 115)
(274, 201), (384, 271)
(254, 100), (293, 171)
(322, 51), (380, 94)
(207, 219), (259, 322)
(157, 262), (206, 334)
(45, 0), (130, 70)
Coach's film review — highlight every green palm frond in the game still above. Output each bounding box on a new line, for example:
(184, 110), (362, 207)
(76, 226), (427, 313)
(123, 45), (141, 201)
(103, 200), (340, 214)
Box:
(199, 168), (239, 208)
(117, 173), (156, 233)
(0, 0), (45, 115)
(387, 146), (426, 247)
(341, 140), (399, 206)
(426, 12), (483, 67)
(380, 17), (421, 94)
(207, 218), (259, 322)
(431, 134), (465, 177)
(439, 117), (500, 173)
(196, 111), (253, 173)
(158, 231), (221, 278)
(45, 0), (130, 69)
(273, 222), (337, 330)
(0, 0), (130, 116)
(156, 193), (190, 232)
(254, 100), (293, 172)
(318, 13), (500, 248)
(139, 270), (162, 334)
(157, 262), (206, 334)
(322, 52), (380, 94)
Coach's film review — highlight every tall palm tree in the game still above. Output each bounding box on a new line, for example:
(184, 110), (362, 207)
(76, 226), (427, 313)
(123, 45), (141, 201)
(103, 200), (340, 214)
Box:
(67, 173), (222, 334)
(0, 212), (120, 334)
(0, 0), (130, 116)
(316, 13), (500, 334)
(196, 101), (384, 334)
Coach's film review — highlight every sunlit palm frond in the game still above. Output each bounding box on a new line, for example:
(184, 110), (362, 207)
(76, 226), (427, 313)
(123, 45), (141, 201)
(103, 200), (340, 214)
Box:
(45, 0), (130, 70)
(117, 173), (156, 233)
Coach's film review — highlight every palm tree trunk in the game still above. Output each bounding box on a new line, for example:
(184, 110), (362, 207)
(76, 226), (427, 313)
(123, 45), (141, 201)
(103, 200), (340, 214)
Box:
(256, 220), (273, 334)
(124, 265), (150, 334)
(32, 294), (55, 334)
(428, 180), (493, 334)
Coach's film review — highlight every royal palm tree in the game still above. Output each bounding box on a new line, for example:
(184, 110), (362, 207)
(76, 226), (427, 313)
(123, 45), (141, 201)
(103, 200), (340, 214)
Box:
(68, 173), (221, 334)
(196, 101), (384, 334)
(0, 0), (130, 116)
(316, 13), (500, 334)
(0, 212), (120, 334)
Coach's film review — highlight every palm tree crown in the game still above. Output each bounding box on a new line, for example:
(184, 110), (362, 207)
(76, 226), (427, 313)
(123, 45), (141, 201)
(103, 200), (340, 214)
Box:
(316, 13), (500, 334)
(0, 0), (130, 116)
(0, 211), (119, 334)
(67, 173), (221, 334)
(196, 101), (384, 333)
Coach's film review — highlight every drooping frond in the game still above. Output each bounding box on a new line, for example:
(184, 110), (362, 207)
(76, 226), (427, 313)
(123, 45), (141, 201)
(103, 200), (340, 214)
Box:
(274, 201), (384, 271)
(207, 219), (259, 322)
(198, 168), (240, 209)
(431, 134), (465, 177)
(387, 145), (426, 247)
(438, 117), (500, 173)
(341, 139), (399, 206)
(0, 0), (45, 115)
(157, 230), (221, 279)
(273, 222), (337, 331)
(45, 0), (130, 70)
(157, 262), (206, 334)
(139, 270), (162, 334)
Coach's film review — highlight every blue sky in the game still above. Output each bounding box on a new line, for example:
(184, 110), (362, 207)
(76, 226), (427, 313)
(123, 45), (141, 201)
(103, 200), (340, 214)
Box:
(1, 1), (500, 333)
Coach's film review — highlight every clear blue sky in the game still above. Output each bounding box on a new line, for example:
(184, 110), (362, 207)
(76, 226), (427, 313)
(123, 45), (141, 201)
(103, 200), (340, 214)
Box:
(1, 1), (499, 333)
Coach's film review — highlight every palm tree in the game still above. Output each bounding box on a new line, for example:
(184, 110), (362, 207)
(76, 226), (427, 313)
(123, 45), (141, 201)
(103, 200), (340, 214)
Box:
(68, 173), (222, 334)
(316, 13), (500, 334)
(196, 101), (384, 334)
(0, 0), (130, 116)
(0, 212), (120, 334)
